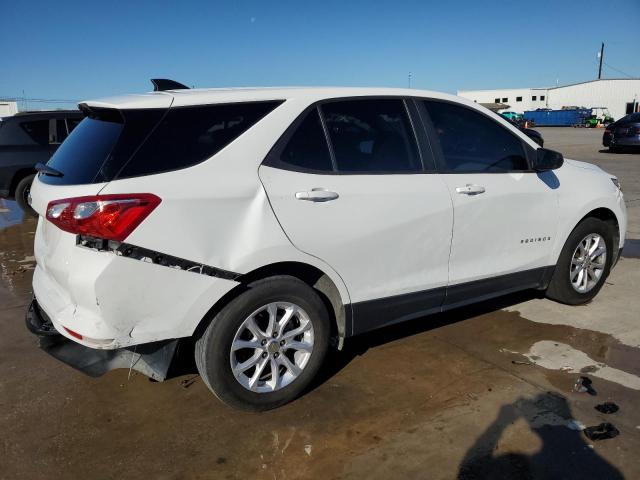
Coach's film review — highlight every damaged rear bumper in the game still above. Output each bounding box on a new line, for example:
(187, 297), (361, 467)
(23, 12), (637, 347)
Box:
(26, 298), (178, 381)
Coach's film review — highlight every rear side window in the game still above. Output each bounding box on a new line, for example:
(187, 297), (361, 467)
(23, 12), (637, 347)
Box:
(322, 99), (421, 173)
(424, 100), (529, 172)
(118, 101), (282, 179)
(40, 101), (281, 185)
(278, 109), (333, 172)
(20, 120), (49, 146)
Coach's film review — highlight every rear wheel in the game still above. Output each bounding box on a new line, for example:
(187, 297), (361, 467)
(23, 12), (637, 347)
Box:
(195, 276), (330, 411)
(15, 174), (37, 217)
(546, 217), (614, 305)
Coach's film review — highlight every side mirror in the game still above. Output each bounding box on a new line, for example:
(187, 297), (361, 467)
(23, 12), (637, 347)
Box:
(533, 148), (563, 171)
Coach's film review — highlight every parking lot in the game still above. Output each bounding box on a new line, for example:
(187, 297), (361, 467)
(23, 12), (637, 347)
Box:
(1, 128), (639, 479)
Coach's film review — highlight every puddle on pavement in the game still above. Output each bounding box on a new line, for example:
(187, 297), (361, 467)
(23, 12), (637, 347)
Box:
(433, 307), (640, 388)
(0, 199), (38, 297)
(0, 198), (25, 229)
(622, 238), (640, 259)
(521, 340), (640, 391)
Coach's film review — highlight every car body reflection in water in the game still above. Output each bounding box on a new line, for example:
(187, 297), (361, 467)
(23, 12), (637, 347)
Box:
(0, 198), (37, 298)
(0, 198), (25, 230)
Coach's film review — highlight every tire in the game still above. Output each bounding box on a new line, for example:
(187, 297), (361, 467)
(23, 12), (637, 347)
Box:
(15, 174), (37, 217)
(195, 276), (330, 411)
(546, 217), (614, 305)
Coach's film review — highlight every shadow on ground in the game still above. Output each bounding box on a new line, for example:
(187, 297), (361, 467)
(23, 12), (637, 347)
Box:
(168, 290), (546, 391)
(457, 393), (623, 480)
(312, 290), (543, 390)
(622, 238), (640, 259)
(598, 148), (640, 154)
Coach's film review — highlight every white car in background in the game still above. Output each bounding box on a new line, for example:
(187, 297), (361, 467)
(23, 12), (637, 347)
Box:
(27, 82), (626, 410)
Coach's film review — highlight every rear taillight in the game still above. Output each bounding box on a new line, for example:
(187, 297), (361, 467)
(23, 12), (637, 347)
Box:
(46, 194), (161, 241)
(605, 128), (612, 134)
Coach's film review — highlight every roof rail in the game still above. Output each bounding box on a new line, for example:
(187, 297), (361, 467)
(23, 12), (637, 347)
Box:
(150, 79), (190, 92)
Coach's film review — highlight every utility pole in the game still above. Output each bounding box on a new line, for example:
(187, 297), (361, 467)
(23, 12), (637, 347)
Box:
(408, 72), (412, 88)
(598, 42), (604, 80)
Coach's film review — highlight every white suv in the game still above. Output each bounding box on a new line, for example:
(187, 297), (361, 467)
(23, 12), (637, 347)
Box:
(27, 84), (627, 410)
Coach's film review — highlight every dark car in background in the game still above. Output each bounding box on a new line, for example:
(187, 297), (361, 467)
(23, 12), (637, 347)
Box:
(0, 110), (82, 214)
(603, 113), (640, 152)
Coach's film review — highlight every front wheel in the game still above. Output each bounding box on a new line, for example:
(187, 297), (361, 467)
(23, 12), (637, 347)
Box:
(546, 217), (614, 305)
(195, 276), (330, 411)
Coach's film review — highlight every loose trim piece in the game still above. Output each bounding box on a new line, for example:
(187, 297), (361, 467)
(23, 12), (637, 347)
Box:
(76, 235), (241, 281)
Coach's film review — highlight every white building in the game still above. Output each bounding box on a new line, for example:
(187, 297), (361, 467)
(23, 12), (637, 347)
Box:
(458, 79), (640, 122)
(0, 100), (18, 117)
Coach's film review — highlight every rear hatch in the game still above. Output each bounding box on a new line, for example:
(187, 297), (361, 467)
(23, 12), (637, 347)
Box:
(614, 123), (640, 138)
(30, 94), (173, 310)
(30, 93), (285, 313)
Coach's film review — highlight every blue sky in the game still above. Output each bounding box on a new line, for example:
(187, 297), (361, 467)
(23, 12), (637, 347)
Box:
(1, 0), (639, 108)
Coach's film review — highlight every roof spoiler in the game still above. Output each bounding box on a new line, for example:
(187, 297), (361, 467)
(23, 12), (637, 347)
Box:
(151, 79), (190, 92)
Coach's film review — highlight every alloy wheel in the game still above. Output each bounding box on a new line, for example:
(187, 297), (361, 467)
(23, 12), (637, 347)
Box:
(569, 233), (607, 293)
(230, 302), (314, 393)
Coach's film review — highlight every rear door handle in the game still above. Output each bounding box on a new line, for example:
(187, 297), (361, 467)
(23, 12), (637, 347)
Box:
(455, 184), (486, 195)
(295, 188), (339, 202)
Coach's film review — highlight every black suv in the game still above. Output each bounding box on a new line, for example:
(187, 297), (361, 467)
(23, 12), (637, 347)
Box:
(0, 110), (82, 214)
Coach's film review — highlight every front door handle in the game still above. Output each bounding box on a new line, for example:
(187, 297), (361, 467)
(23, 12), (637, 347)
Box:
(295, 188), (339, 202)
(455, 184), (486, 195)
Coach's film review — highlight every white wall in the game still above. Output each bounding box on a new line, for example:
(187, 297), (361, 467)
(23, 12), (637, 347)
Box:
(457, 88), (549, 114)
(458, 79), (640, 122)
(0, 101), (18, 117)
(547, 79), (640, 122)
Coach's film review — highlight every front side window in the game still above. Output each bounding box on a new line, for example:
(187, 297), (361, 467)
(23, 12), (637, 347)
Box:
(279, 109), (333, 172)
(424, 100), (529, 173)
(321, 99), (421, 173)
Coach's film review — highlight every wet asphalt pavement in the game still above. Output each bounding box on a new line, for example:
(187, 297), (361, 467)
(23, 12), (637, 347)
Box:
(1, 128), (639, 479)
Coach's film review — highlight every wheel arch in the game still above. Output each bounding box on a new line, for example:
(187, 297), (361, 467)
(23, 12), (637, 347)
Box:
(194, 261), (350, 349)
(581, 207), (621, 263)
(558, 207), (621, 266)
(9, 168), (37, 197)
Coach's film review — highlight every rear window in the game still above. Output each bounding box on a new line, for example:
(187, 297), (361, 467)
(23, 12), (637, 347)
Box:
(41, 109), (161, 185)
(40, 101), (282, 185)
(623, 113), (640, 123)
